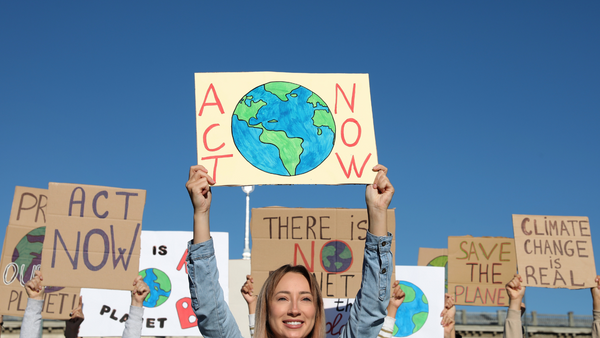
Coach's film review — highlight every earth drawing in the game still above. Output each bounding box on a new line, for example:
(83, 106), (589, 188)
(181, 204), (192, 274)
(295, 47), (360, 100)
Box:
(427, 255), (448, 292)
(10, 226), (62, 292)
(232, 81), (336, 176)
(392, 281), (429, 337)
(139, 268), (172, 308)
(320, 240), (353, 273)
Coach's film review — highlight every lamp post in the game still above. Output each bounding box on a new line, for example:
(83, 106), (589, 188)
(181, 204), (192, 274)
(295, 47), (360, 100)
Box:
(241, 185), (255, 260)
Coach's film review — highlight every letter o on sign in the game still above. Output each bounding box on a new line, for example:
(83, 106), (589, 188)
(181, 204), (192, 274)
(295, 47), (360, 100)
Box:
(341, 118), (361, 147)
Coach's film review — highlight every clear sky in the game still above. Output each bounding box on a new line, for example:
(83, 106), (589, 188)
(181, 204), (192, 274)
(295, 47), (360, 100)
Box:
(1, 1), (599, 316)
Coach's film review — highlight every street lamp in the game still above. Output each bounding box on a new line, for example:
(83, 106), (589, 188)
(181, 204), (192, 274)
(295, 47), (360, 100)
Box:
(241, 185), (255, 260)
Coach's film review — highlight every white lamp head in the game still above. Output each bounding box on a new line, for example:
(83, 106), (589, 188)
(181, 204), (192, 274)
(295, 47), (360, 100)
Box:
(241, 185), (255, 194)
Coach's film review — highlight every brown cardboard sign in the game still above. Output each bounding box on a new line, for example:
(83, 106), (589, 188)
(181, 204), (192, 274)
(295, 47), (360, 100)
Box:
(417, 248), (448, 292)
(448, 236), (517, 306)
(512, 214), (595, 289)
(1, 186), (80, 319)
(40, 183), (146, 290)
(417, 248), (448, 267)
(251, 207), (395, 298)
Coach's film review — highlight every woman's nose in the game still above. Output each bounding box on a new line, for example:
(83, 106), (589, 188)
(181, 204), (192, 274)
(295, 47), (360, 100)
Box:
(288, 301), (300, 315)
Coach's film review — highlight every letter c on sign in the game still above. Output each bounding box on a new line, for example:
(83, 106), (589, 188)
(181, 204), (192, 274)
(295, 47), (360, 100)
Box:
(203, 124), (225, 152)
(521, 218), (532, 236)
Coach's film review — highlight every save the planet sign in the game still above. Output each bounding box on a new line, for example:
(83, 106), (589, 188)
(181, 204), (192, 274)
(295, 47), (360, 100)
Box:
(250, 207), (395, 299)
(195, 72), (379, 186)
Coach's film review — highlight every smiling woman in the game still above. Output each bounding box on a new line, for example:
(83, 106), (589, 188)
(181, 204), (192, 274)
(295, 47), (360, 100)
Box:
(185, 164), (395, 338)
(260, 267), (320, 338)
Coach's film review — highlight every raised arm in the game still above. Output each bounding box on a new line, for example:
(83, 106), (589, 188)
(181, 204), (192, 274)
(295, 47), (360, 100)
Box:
(366, 164), (394, 236)
(20, 271), (45, 338)
(122, 275), (150, 338)
(441, 293), (456, 338)
(379, 281), (405, 338)
(186, 165), (242, 338)
(591, 275), (600, 338)
(503, 274), (525, 338)
(186, 164), (215, 244)
(64, 296), (84, 338)
(341, 165), (395, 338)
(241, 275), (257, 337)
(241, 275), (257, 315)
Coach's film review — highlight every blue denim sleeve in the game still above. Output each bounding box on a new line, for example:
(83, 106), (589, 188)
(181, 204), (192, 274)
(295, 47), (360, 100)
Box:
(187, 238), (242, 338)
(340, 231), (393, 338)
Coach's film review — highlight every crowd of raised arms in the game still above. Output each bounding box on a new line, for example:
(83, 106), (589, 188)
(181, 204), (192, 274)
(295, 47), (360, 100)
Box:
(7, 164), (600, 338)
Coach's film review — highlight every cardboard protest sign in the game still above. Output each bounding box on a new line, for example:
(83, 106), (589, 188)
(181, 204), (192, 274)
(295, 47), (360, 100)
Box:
(195, 72), (379, 186)
(40, 183), (146, 290)
(0, 186), (80, 319)
(448, 236), (516, 306)
(393, 266), (445, 338)
(417, 248), (448, 292)
(512, 214), (595, 289)
(79, 231), (228, 337)
(251, 207), (395, 299)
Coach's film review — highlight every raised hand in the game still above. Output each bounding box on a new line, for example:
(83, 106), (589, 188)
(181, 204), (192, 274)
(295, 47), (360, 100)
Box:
(365, 165), (394, 236)
(65, 296), (85, 338)
(505, 274), (526, 311)
(25, 270), (45, 300)
(591, 275), (600, 311)
(131, 275), (150, 308)
(440, 293), (456, 338)
(186, 165), (215, 244)
(186, 165), (215, 214)
(69, 296), (84, 321)
(386, 281), (405, 318)
(240, 275), (257, 314)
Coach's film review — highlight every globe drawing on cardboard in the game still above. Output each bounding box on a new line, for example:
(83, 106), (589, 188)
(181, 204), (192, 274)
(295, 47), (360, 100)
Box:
(139, 268), (172, 307)
(11, 226), (62, 293)
(427, 255), (448, 292)
(393, 281), (429, 337)
(320, 240), (353, 273)
(232, 81), (336, 176)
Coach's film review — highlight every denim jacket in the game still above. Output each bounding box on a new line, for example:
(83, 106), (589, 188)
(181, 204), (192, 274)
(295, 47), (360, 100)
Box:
(187, 231), (393, 338)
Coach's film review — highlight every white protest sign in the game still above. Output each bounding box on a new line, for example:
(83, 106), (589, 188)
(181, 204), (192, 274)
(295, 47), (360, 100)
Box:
(323, 266), (445, 338)
(79, 231), (229, 337)
(393, 266), (445, 337)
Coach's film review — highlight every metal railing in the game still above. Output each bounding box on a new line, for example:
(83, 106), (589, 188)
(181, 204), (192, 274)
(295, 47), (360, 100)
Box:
(456, 310), (593, 328)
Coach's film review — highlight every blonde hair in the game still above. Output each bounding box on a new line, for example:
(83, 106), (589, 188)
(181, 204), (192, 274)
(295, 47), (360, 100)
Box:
(253, 265), (325, 338)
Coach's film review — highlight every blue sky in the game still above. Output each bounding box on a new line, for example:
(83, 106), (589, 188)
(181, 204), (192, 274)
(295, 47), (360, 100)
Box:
(1, 1), (599, 316)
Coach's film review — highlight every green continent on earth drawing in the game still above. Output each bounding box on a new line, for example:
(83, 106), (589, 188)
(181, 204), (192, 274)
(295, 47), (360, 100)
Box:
(392, 281), (429, 337)
(320, 240), (353, 273)
(139, 268), (172, 307)
(232, 81), (336, 176)
(10, 226), (62, 292)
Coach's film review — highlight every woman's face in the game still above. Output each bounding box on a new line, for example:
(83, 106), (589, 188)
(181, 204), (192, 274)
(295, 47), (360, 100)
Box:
(268, 272), (316, 338)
